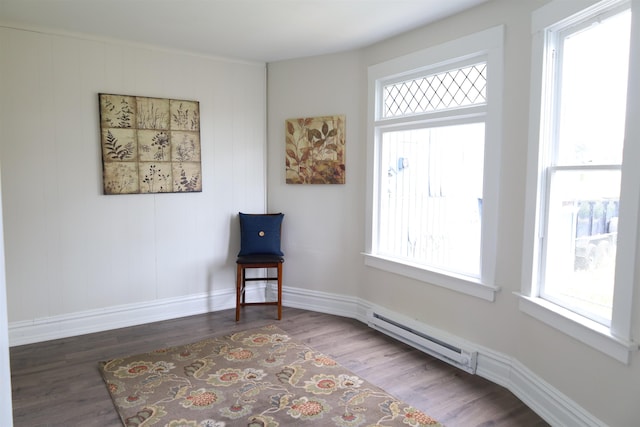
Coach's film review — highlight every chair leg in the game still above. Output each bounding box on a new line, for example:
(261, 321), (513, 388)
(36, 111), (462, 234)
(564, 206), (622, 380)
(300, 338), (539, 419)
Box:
(235, 262), (283, 321)
(235, 264), (242, 321)
(277, 262), (282, 320)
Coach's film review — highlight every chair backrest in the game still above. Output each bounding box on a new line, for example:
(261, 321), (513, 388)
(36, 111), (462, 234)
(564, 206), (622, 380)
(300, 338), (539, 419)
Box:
(238, 212), (284, 256)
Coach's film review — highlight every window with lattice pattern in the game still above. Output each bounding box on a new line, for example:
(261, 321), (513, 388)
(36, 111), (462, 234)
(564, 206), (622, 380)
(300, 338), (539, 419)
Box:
(382, 63), (486, 118)
(366, 26), (503, 301)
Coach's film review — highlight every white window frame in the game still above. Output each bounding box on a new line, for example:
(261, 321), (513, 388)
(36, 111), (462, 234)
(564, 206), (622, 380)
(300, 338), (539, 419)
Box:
(364, 26), (504, 302)
(520, 0), (640, 363)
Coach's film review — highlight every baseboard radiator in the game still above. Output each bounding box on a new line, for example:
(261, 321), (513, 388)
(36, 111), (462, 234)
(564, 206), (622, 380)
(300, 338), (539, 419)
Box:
(367, 310), (478, 374)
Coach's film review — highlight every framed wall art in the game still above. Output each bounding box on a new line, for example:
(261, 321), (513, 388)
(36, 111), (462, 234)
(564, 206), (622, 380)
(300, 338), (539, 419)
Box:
(285, 115), (345, 184)
(99, 93), (202, 194)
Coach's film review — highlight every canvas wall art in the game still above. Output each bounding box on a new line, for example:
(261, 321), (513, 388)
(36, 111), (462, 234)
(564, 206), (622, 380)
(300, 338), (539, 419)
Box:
(99, 93), (202, 194)
(285, 115), (345, 184)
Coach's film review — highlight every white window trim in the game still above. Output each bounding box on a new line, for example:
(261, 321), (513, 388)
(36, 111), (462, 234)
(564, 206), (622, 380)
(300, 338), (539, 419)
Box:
(520, 0), (639, 363)
(365, 26), (504, 302)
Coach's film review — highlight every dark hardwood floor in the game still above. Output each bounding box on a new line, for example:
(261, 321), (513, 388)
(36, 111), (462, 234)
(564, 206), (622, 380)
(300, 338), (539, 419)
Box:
(10, 307), (549, 426)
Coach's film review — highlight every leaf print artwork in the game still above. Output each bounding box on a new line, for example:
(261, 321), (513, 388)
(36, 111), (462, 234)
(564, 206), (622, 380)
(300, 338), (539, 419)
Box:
(137, 97), (170, 130)
(103, 162), (139, 194)
(151, 132), (170, 161)
(173, 162), (202, 192)
(172, 131), (201, 162)
(102, 129), (136, 161)
(100, 94), (135, 128)
(171, 100), (200, 131)
(285, 115), (345, 184)
(140, 163), (172, 193)
(99, 93), (202, 194)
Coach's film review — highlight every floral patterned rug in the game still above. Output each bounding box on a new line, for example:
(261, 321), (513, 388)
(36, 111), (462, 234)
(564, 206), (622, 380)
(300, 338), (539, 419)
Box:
(98, 324), (443, 427)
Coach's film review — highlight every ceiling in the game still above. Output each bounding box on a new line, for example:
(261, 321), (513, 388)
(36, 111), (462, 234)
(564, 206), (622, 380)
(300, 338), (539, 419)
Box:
(0, 0), (488, 63)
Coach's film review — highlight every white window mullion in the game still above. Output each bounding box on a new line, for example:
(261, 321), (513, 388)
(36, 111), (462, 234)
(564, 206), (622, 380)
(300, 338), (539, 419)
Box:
(611, 0), (640, 340)
(479, 35), (503, 286)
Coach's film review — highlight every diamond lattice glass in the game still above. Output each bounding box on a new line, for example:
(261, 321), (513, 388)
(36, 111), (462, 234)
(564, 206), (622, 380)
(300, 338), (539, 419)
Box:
(383, 63), (486, 118)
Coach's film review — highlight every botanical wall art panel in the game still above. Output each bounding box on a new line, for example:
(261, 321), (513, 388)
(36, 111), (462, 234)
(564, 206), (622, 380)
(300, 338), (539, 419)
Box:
(99, 93), (202, 194)
(285, 115), (345, 184)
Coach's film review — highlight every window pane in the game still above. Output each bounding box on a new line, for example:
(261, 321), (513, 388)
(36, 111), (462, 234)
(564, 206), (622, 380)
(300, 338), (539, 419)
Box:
(383, 63), (486, 118)
(542, 169), (620, 324)
(540, 7), (631, 325)
(556, 10), (630, 165)
(378, 123), (484, 277)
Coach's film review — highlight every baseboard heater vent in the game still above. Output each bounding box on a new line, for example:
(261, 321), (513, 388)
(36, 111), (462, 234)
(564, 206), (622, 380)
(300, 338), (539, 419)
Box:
(368, 311), (478, 374)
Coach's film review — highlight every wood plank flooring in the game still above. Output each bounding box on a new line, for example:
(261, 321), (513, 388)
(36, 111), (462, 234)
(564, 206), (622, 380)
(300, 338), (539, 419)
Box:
(10, 307), (549, 426)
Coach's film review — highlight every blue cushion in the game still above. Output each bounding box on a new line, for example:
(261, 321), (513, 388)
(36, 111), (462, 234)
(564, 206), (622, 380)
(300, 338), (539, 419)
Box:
(238, 213), (284, 256)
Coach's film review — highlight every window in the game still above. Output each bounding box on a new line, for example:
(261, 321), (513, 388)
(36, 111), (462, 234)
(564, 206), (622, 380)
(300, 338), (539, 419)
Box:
(521, 0), (639, 362)
(365, 26), (504, 301)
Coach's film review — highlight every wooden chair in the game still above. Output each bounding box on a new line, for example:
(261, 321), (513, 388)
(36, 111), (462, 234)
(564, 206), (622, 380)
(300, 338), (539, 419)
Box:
(236, 255), (284, 321)
(235, 213), (284, 321)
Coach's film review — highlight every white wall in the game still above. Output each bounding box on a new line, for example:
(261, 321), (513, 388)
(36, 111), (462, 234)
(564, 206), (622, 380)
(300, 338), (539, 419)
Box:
(267, 0), (640, 426)
(0, 27), (267, 329)
(0, 161), (13, 426)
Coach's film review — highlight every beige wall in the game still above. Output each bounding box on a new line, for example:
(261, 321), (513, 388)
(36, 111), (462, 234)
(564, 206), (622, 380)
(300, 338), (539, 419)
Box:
(267, 0), (640, 425)
(267, 51), (364, 299)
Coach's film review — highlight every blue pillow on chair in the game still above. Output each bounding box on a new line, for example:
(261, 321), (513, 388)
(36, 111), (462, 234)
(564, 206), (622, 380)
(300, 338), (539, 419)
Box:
(238, 212), (284, 256)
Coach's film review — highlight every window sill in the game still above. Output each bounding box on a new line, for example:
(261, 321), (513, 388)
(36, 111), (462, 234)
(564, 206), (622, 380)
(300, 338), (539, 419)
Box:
(363, 253), (499, 301)
(515, 293), (638, 364)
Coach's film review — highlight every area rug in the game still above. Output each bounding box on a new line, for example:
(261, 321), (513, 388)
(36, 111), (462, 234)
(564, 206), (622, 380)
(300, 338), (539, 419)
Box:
(99, 324), (443, 427)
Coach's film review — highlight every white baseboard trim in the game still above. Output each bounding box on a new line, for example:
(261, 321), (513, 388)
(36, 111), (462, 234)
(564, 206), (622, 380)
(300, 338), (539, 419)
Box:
(475, 345), (604, 426)
(282, 286), (363, 319)
(509, 359), (606, 427)
(9, 285), (262, 347)
(9, 285), (604, 426)
(286, 287), (605, 427)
